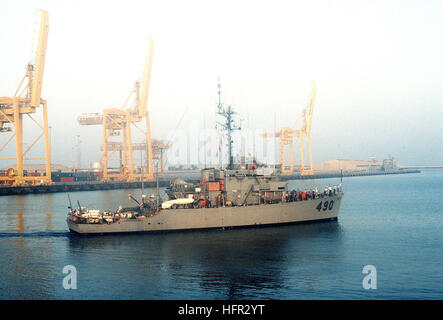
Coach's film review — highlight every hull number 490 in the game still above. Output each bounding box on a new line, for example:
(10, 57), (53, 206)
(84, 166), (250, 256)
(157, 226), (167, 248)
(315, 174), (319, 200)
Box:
(316, 200), (334, 212)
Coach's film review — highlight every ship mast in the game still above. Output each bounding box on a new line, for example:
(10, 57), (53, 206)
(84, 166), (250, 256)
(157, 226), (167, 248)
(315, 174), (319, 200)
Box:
(216, 79), (241, 170)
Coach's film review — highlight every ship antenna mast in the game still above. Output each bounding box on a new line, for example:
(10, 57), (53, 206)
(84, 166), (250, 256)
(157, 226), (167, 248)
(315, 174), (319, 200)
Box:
(216, 78), (241, 170)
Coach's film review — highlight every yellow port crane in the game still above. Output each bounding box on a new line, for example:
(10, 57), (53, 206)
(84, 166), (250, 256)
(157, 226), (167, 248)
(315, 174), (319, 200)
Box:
(78, 39), (168, 182)
(97, 140), (170, 176)
(262, 82), (316, 176)
(0, 10), (52, 186)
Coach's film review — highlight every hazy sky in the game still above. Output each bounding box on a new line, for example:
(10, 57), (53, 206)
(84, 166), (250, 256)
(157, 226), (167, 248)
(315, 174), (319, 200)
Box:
(1, 0), (442, 168)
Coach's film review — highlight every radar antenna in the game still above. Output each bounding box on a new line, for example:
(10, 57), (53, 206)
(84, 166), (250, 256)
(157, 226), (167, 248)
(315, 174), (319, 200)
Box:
(216, 78), (241, 169)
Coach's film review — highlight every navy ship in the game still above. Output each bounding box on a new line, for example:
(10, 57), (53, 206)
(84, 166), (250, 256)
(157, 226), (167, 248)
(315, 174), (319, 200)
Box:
(67, 165), (343, 235)
(67, 82), (343, 235)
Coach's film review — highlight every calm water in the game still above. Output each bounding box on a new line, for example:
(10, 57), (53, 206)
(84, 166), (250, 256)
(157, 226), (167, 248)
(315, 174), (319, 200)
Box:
(0, 169), (442, 299)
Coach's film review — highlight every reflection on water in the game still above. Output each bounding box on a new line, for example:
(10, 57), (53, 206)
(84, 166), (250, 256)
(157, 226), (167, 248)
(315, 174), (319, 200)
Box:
(16, 213), (24, 232)
(66, 222), (343, 299)
(3, 212), (53, 233)
(1, 236), (56, 299)
(45, 213), (52, 231)
(1, 193), (58, 233)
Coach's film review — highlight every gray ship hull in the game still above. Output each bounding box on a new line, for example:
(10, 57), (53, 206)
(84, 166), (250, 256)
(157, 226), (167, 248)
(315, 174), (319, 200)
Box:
(67, 193), (343, 235)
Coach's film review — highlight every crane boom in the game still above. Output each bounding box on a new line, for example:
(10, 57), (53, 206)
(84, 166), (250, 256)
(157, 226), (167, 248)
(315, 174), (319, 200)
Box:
(305, 81), (316, 135)
(139, 38), (154, 117)
(31, 10), (49, 107)
(0, 10), (52, 186)
(77, 38), (163, 182)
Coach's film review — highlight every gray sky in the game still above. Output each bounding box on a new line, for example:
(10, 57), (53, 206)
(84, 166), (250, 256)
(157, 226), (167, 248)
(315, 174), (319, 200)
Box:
(1, 0), (442, 168)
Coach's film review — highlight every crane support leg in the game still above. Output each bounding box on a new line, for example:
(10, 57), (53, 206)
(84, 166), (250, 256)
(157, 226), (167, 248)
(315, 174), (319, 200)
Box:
(145, 111), (153, 180)
(102, 111), (108, 181)
(307, 135), (313, 174)
(126, 113), (134, 181)
(280, 135), (285, 174)
(122, 122), (128, 175)
(299, 135), (305, 175)
(13, 99), (24, 184)
(42, 100), (51, 181)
